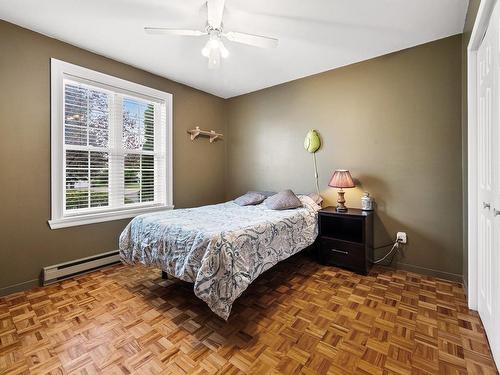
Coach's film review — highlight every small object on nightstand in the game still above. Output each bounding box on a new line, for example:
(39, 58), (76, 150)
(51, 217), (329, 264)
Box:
(328, 170), (355, 212)
(361, 192), (374, 211)
(316, 207), (374, 275)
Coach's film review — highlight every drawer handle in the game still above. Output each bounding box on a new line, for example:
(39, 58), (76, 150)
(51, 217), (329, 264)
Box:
(330, 249), (349, 255)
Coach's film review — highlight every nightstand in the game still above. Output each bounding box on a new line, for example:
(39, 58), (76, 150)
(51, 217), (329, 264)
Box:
(317, 207), (374, 275)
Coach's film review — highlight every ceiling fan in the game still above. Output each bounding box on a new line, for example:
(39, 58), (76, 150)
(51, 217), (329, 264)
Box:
(144, 0), (279, 69)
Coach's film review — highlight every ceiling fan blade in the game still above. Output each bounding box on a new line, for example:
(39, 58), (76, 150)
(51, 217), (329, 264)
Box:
(144, 27), (207, 36)
(223, 31), (278, 49)
(207, 0), (225, 29)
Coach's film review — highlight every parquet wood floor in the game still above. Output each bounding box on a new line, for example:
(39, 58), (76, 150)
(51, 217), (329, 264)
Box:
(0, 254), (497, 374)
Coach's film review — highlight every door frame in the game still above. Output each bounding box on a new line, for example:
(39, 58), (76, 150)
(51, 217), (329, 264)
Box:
(468, 0), (497, 310)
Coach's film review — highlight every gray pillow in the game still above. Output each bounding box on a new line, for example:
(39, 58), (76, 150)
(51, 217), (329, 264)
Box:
(234, 191), (266, 206)
(264, 189), (302, 210)
(307, 192), (323, 206)
(257, 191), (276, 198)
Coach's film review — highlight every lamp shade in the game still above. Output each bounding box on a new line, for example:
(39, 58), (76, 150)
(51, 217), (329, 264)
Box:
(329, 169), (355, 188)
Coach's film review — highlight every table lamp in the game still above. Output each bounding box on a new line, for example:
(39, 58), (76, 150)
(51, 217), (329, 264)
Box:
(328, 169), (355, 212)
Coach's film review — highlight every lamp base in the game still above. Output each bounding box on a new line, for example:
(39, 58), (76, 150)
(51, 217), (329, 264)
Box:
(336, 190), (348, 212)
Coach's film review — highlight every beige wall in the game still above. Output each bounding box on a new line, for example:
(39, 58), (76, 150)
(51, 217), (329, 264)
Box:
(226, 36), (463, 279)
(461, 0), (481, 289)
(0, 21), (227, 293)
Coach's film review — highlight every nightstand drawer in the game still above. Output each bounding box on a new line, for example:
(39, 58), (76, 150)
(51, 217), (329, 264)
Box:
(319, 215), (363, 243)
(319, 238), (366, 271)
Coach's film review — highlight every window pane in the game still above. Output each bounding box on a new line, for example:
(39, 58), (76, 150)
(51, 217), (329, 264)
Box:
(90, 169), (108, 188)
(141, 169), (154, 202)
(90, 152), (108, 168)
(124, 154), (140, 169)
(141, 155), (154, 170)
(65, 84), (87, 106)
(124, 154), (140, 204)
(143, 105), (155, 151)
(89, 90), (109, 116)
(64, 104), (87, 127)
(90, 191), (108, 208)
(90, 169), (109, 207)
(66, 169), (89, 188)
(122, 116), (141, 150)
(90, 151), (109, 208)
(64, 151), (110, 211)
(122, 99), (155, 151)
(65, 84), (87, 126)
(65, 125), (87, 146)
(89, 109), (109, 129)
(64, 82), (110, 147)
(123, 154), (155, 204)
(66, 150), (88, 168)
(66, 168), (89, 210)
(89, 128), (109, 147)
(124, 169), (140, 204)
(66, 190), (89, 210)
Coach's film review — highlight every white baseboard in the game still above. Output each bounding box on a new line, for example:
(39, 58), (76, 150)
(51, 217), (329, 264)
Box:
(0, 250), (122, 297)
(42, 250), (120, 285)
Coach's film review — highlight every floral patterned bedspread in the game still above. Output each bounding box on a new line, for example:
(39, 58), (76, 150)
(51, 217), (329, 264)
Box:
(119, 195), (321, 319)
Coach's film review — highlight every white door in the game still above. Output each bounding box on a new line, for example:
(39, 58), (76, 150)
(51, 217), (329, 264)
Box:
(477, 0), (500, 363)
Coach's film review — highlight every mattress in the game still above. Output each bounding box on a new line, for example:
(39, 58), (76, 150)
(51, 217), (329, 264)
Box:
(119, 195), (320, 319)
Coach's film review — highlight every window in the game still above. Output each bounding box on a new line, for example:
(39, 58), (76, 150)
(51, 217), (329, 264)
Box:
(49, 59), (172, 229)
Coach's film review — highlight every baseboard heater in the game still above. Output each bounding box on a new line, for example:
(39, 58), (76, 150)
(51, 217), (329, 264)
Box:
(42, 250), (121, 286)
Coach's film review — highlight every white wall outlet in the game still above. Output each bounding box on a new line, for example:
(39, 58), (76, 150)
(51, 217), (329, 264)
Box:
(396, 232), (407, 244)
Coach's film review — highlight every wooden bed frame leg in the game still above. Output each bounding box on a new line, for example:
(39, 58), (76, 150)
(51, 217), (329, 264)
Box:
(161, 271), (169, 280)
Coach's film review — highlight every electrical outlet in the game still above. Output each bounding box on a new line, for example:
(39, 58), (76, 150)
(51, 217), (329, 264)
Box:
(396, 232), (407, 244)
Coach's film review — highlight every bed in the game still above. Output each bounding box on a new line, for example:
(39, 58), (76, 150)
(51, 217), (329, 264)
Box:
(119, 195), (321, 319)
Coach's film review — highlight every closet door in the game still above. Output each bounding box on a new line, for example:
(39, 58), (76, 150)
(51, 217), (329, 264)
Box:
(477, 0), (500, 360)
(493, 2), (500, 360)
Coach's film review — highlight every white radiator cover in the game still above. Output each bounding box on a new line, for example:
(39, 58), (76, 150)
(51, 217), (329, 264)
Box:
(42, 250), (120, 285)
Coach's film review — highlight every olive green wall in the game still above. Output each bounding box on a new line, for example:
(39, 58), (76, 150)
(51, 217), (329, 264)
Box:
(461, 0), (481, 290)
(0, 20), (467, 292)
(0, 21), (227, 294)
(226, 35), (463, 279)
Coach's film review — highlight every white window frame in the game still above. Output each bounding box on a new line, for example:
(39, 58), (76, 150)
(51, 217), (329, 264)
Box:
(49, 59), (173, 229)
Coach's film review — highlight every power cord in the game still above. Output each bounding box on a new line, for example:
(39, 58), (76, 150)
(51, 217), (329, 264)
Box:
(374, 242), (396, 250)
(373, 238), (404, 264)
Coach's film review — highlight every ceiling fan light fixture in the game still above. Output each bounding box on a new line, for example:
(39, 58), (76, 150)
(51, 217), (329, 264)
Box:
(207, 46), (221, 69)
(201, 44), (210, 57)
(219, 41), (229, 58)
(202, 33), (229, 68)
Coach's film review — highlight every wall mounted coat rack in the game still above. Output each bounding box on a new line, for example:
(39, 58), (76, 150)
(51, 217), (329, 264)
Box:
(187, 126), (223, 143)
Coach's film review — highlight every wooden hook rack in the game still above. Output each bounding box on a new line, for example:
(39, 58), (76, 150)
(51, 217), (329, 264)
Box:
(187, 126), (224, 143)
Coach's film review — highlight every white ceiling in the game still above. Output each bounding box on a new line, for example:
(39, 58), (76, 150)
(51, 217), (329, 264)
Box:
(0, 0), (468, 98)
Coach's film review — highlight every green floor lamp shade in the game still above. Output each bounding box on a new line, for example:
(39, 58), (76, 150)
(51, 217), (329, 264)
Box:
(304, 130), (321, 194)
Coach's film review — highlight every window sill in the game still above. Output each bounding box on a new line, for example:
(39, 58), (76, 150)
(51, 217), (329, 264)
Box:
(48, 205), (174, 229)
